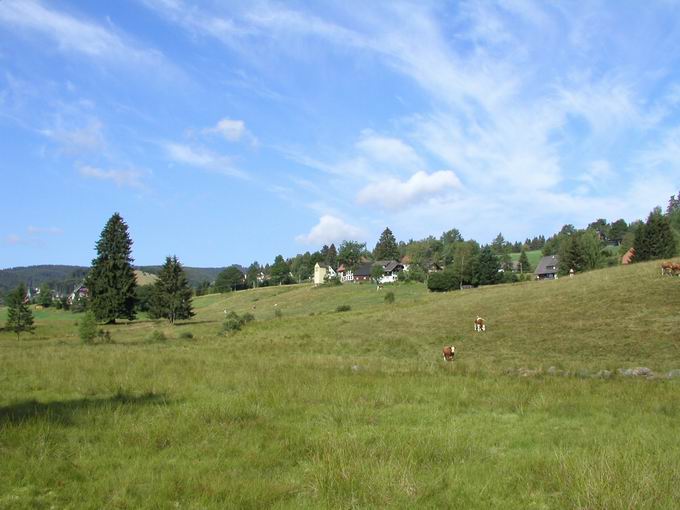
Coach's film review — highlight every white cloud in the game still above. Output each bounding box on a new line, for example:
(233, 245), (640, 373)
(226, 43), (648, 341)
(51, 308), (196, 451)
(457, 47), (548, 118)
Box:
(79, 165), (146, 188)
(0, 0), (170, 68)
(355, 130), (423, 170)
(165, 143), (248, 179)
(203, 118), (256, 144)
(295, 215), (366, 245)
(357, 170), (461, 209)
(206, 118), (246, 141)
(39, 119), (104, 154)
(27, 226), (63, 235)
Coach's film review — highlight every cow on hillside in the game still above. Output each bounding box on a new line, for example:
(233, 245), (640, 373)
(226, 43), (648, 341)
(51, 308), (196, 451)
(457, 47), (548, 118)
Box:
(474, 316), (486, 332)
(661, 261), (674, 276)
(442, 345), (456, 361)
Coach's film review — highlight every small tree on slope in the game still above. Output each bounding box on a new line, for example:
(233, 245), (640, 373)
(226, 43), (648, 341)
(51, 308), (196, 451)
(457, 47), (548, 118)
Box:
(5, 284), (35, 340)
(149, 255), (195, 324)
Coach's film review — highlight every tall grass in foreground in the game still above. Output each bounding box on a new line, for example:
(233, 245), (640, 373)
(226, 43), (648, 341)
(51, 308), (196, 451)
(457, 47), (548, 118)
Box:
(1, 259), (679, 508)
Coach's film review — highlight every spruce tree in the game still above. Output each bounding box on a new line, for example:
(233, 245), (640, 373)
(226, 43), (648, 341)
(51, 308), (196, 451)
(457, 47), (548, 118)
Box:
(86, 213), (137, 323)
(559, 234), (587, 275)
(327, 243), (338, 268)
(374, 227), (399, 260)
(474, 246), (501, 285)
(149, 256), (194, 324)
(5, 284), (35, 340)
(518, 249), (531, 273)
(632, 208), (677, 262)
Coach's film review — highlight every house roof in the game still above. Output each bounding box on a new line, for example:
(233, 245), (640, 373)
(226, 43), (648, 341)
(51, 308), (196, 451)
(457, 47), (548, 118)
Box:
(534, 255), (559, 275)
(383, 261), (402, 272)
(354, 263), (374, 277)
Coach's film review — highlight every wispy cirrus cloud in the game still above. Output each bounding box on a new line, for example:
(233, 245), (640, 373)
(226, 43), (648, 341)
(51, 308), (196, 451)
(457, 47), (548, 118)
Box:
(78, 164), (147, 188)
(39, 118), (105, 154)
(0, 0), (172, 70)
(165, 142), (249, 179)
(27, 226), (63, 235)
(4, 225), (63, 246)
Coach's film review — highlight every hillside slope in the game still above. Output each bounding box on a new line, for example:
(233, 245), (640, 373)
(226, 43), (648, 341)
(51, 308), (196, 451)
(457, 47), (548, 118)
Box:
(194, 258), (680, 372)
(1, 258), (679, 509)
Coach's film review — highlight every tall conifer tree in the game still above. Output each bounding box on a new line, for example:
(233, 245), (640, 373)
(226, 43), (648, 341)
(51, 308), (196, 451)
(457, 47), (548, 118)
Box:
(86, 213), (137, 323)
(5, 284), (35, 340)
(518, 249), (531, 273)
(374, 227), (400, 260)
(150, 256), (194, 323)
(632, 208), (677, 262)
(474, 246), (501, 285)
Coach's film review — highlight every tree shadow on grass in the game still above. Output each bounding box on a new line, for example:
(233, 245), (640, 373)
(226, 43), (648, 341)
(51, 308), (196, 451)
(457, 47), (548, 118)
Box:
(0, 391), (170, 426)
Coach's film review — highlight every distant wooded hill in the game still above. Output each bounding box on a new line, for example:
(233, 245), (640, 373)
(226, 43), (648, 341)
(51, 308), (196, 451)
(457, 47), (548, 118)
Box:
(0, 264), (229, 296)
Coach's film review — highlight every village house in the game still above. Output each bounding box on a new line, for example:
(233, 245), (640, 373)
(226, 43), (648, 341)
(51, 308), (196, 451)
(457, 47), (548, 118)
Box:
(313, 263), (337, 286)
(534, 255), (559, 280)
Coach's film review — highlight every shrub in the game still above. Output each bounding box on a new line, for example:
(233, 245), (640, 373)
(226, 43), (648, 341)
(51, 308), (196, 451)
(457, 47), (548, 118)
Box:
(97, 329), (113, 343)
(336, 304), (351, 312)
(384, 291), (395, 304)
(274, 308), (283, 319)
(323, 277), (342, 287)
(179, 331), (194, 339)
(147, 330), (167, 343)
(427, 270), (459, 292)
(79, 311), (98, 344)
(221, 311), (256, 334)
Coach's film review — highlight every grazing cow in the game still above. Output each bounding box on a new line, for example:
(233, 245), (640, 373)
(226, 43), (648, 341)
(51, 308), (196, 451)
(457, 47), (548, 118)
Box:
(474, 316), (486, 332)
(661, 261), (674, 276)
(442, 345), (456, 361)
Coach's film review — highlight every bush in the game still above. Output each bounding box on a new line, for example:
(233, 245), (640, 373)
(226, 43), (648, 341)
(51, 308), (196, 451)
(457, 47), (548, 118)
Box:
(97, 329), (113, 343)
(147, 330), (167, 343)
(221, 311), (256, 334)
(427, 270), (459, 292)
(398, 265), (427, 283)
(274, 308), (283, 319)
(179, 331), (194, 339)
(323, 276), (342, 287)
(336, 304), (351, 312)
(79, 311), (98, 344)
(384, 291), (395, 304)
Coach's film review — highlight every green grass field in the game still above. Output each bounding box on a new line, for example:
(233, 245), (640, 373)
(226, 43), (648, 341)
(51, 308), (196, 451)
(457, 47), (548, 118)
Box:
(1, 260), (680, 508)
(509, 249), (543, 269)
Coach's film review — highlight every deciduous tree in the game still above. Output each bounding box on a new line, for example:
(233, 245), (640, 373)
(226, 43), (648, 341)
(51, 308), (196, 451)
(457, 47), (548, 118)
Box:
(215, 266), (245, 292)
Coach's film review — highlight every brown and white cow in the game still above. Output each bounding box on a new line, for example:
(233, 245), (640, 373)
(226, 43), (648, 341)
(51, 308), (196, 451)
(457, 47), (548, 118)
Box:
(442, 345), (456, 361)
(474, 316), (486, 332)
(661, 261), (674, 276)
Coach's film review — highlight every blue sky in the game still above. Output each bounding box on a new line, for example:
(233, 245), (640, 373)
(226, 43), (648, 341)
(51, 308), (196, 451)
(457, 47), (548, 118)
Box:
(1, 0), (680, 268)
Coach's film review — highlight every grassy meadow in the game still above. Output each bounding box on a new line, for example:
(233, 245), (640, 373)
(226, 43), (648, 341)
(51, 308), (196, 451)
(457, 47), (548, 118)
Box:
(1, 260), (680, 508)
(509, 249), (543, 269)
